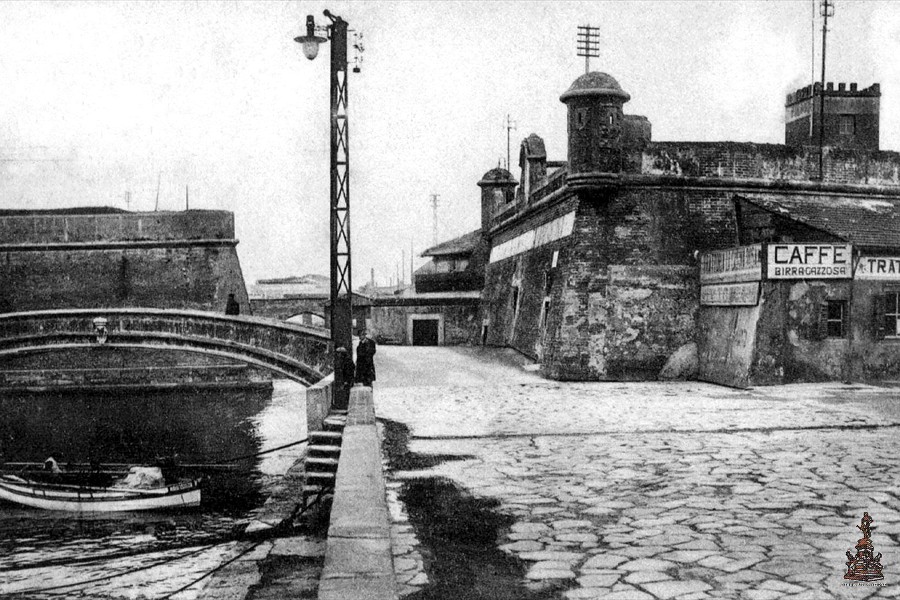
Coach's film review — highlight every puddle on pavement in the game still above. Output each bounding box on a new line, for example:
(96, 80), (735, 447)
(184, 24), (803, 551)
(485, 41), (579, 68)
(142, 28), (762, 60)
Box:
(380, 418), (571, 600)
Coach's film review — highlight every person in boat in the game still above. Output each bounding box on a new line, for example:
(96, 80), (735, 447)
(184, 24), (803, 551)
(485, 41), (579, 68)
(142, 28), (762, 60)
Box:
(43, 456), (61, 474)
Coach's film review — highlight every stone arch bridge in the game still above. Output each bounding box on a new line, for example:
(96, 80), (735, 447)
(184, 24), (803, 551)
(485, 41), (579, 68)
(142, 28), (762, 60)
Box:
(0, 308), (332, 387)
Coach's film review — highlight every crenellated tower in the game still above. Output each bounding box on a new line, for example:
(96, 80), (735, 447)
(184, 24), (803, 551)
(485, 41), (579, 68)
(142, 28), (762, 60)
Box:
(785, 81), (881, 151)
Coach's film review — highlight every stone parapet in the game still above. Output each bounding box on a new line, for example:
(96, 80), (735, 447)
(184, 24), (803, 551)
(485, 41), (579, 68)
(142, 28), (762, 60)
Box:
(319, 386), (397, 600)
(306, 374), (334, 434)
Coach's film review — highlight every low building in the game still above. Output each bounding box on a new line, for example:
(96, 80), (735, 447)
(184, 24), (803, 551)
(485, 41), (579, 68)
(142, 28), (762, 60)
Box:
(698, 194), (900, 387)
(367, 229), (484, 345)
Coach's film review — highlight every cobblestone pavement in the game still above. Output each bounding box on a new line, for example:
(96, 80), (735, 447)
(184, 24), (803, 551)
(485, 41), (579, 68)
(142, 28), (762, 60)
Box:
(376, 347), (900, 599)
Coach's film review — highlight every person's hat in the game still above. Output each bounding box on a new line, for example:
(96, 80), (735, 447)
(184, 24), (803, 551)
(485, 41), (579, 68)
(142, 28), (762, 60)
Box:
(335, 347), (347, 353)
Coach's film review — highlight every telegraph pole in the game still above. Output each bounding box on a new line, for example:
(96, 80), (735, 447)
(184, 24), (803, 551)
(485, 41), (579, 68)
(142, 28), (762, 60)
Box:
(818, 0), (834, 181)
(577, 24), (600, 74)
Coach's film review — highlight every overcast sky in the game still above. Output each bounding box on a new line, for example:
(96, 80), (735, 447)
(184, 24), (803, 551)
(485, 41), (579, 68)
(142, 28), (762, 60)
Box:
(2, 1), (899, 287)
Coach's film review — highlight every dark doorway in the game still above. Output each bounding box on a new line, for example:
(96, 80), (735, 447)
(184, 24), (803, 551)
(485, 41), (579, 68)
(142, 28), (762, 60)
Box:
(412, 319), (439, 346)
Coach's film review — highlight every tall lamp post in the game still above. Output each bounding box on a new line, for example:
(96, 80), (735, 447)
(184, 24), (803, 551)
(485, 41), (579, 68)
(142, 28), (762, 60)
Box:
(295, 10), (354, 408)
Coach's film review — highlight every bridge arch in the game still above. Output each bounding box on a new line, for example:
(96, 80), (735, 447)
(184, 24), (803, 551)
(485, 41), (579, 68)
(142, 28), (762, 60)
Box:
(0, 308), (332, 387)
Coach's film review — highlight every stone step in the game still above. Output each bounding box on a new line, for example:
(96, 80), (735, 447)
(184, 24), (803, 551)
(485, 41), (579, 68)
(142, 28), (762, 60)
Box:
(309, 431), (343, 444)
(323, 416), (347, 431)
(305, 457), (339, 471)
(308, 444), (341, 457)
(305, 471), (336, 483)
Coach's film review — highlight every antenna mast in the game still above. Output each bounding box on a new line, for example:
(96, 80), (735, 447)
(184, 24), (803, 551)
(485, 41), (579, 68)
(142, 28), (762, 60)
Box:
(818, 0), (834, 180)
(577, 24), (600, 74)
(154, 172), (161, 211)
(505, 114), (517, 171)
(429, 194), (440, 245)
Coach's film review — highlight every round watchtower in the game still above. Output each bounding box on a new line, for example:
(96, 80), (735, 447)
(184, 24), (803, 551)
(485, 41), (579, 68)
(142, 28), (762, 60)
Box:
(478, 167), (517, 234)
(560, 72), (630, 185)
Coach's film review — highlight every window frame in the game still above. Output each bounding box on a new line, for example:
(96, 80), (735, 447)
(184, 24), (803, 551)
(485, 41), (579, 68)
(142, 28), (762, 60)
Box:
(825, 299), (847, 339)
(839, 114), (856, 136)
(885, 292), (900, 338)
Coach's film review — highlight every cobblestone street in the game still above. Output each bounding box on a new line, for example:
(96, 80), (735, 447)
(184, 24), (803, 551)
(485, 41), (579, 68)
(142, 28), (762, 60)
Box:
(376, 346), (900, 599)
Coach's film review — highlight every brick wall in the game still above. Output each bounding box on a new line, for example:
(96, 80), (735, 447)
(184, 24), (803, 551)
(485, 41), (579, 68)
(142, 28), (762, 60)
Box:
(640, 142), (900, 186)
(0, 210), (250, 314)
(0, 245), (249, 314)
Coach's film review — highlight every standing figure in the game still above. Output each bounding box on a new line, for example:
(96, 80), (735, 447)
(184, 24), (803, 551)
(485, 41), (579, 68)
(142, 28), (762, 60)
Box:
(355, 330), (377, 387)
(334, 347), (355, 408)
(225, 293), (240, 316)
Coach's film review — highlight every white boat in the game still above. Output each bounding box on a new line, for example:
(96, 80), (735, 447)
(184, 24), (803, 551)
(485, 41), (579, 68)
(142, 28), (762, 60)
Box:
(0, 468), (201, 513)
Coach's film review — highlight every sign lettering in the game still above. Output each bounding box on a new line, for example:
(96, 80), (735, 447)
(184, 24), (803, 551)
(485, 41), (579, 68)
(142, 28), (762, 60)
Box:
(700, 282), (760, 306)
(856, 256), (900, 280)
(766, 244), (852, 279)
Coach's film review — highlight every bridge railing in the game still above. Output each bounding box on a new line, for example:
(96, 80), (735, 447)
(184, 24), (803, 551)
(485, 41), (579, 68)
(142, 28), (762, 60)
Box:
(0, 308), (332, 386)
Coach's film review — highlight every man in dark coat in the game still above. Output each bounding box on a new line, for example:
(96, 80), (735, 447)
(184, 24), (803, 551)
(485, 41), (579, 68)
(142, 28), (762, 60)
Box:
(225, 293), (240, 315)
(355, 331), (377, 387)
(334, 347), (355, 409)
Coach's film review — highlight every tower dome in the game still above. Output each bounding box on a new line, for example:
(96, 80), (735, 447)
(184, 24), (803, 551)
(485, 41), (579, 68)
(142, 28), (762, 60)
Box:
(559, 72), (631, 103)
(478, 167), (515, 185)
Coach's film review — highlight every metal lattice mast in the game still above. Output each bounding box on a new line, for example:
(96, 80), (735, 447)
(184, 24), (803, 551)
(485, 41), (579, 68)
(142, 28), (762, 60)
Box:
(577, 25), (600, 74)
(327, 12), (353, 357)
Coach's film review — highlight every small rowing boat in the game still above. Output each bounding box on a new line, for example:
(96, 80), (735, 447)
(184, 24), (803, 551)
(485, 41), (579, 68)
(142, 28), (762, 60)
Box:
(0, 465), (201, 513)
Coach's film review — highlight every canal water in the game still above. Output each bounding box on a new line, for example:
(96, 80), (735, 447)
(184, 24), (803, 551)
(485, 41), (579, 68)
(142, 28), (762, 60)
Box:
(0, 380), (311, 599)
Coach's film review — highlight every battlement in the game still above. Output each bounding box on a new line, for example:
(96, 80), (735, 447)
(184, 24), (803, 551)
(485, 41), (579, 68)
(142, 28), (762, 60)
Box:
(786, 82), (881, 106)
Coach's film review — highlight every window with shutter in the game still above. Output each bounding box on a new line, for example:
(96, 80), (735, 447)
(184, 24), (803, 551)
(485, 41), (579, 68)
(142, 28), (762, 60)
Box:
(825, 300), (846, 338)
(816, 302), (829, 340)
(872, 294), (886, 340)
(884, 292), (900, 338)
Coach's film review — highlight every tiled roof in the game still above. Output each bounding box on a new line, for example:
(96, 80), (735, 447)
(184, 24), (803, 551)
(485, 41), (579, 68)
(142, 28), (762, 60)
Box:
(737, 193), (900, 249)
(421, 229), (482, 257)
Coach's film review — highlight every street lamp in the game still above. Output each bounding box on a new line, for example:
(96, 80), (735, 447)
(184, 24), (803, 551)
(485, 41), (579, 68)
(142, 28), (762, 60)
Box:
(295, 10), (354, 409)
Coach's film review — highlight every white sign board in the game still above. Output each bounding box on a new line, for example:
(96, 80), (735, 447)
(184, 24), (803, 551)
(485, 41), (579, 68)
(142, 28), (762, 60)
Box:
(700, 282), (760, 306)
(700, 244), (763, 284)
(766, 244), (852, 279)
(856, 256), (900, 280)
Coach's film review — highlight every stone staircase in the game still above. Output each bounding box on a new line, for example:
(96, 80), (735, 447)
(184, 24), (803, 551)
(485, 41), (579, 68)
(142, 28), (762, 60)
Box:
(302, 408), (346, 507)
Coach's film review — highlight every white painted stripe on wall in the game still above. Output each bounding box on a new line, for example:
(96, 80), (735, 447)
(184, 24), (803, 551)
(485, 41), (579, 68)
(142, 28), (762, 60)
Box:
(489, 211), (576, 264)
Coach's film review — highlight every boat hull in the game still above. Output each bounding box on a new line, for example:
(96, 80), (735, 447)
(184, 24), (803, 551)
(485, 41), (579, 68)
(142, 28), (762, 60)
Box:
(0, 476), (201, 512)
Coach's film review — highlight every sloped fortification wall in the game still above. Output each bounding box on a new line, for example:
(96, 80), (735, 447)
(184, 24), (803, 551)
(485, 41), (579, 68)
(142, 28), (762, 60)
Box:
(0, 210), (250, 314)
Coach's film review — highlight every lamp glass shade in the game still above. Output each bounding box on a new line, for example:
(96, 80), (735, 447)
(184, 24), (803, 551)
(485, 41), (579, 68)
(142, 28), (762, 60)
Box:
(294, 34), (327, 60)
(301, 38), (320, 60)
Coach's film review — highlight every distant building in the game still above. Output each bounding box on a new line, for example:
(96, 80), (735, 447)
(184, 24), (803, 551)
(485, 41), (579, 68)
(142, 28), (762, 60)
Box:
(366, 230), (484, 346)
(250, 274), (369, 332)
